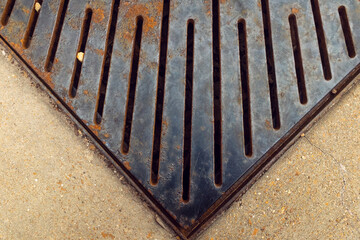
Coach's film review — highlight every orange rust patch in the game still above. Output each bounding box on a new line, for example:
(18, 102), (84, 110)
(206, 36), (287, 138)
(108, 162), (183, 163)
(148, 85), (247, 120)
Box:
(89, 124), (101, 136)
(162, 120), (168, 127)
(122, 2), (162, 40)
(43, 72), (55, 89)
(93, 8), (105, 23)
(123, 161), (132, 170)
(22, 7), (30, 15)
(83, 90), (89, 95)
(104, 133), (110, 138)
(94, 48), (105, 56)
(291, 8), (299, 14)
(265, 120), (272, 130)
(89, 124), (102, 131)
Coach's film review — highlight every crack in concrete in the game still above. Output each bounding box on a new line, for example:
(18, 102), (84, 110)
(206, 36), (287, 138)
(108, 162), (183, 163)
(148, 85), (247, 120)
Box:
(303, 136), (360, 233)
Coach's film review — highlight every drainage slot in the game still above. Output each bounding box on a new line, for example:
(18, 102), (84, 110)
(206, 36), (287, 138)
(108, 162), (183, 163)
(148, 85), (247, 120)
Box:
(261, 0), (281, 130)
(182, 19), (195, 202)
(310, 0), (332, 80)
(23, 0), (43, 49)
(289, 14), (308, 105)
(1, 0), (15, 26)
(94, 0), (121, 124)
(151, 0), (170, 185)
(238, 19), (253, 157)
(69, 8), (92, 98)
(338, 6), (356, 58)
(212, 0), (222, 186)
(44, 0), (69, 72)
(122, 16), (144, 154)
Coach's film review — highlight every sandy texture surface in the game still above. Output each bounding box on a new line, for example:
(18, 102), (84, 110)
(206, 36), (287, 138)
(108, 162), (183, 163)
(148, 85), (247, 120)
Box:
(0, 44), (359, 239)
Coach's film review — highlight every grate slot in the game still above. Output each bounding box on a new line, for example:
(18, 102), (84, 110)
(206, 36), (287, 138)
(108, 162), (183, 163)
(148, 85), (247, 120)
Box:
(289, 14), (308, 105)
(95, 0), (121, 125)
(23, 0), (42, 49)
(69, 8), (93, 98)
(122, 16), (144, 154)
(44, 0), (69, 72)
(1, 0), (15, 26)
(182, 19), (195, 202)
(310, 0), (332, 80)
(338, 6), (356, 58)
(212, 0), (222, 186)
(260, 0), (281, 130)
(151, 0), (171, 185)
(238, 19), (253, 157)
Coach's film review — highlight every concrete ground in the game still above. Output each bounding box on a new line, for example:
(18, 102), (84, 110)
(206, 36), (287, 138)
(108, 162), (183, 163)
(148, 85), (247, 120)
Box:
(0, 43), (359, 240)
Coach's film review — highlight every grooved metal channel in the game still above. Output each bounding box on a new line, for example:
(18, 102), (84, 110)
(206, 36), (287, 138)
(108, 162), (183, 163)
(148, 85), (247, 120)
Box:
(0, 0), (359, 239)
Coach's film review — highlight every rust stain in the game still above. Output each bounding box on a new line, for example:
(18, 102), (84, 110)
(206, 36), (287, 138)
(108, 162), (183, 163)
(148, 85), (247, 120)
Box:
(83, 90), (89, 95)
(89, 124), (102, 131)
(104, 133), (110, 138)
(94, 48), (105, 56)
(67, 17), (81, 30)
(291, 8), (299, 14)
(43, 72), (55, 89)
(123, 161), (132, 170)
(22, 7), (30, 15)
(265, 120), (272, 130)
(162, 120), (168, 127)
(93, 8), (105, 24)
(89, 124), (101, 136)
(119, 1), (163, 45)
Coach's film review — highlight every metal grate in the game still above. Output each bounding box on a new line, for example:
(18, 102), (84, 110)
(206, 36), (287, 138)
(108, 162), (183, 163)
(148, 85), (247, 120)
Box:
(0, 0), (359, 238)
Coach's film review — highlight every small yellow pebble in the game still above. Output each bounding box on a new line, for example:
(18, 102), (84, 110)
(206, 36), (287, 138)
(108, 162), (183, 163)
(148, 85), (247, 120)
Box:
(300, 133), (305, 137)
(77, 52), (85, 62)
(35, 2), (41, 12)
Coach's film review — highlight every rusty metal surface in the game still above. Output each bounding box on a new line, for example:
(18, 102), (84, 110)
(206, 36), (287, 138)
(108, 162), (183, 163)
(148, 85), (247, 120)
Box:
(0, 0), (359, 238)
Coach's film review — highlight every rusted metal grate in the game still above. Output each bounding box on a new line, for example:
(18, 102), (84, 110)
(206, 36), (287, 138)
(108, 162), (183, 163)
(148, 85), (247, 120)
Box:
(0, 0), (359, 238)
